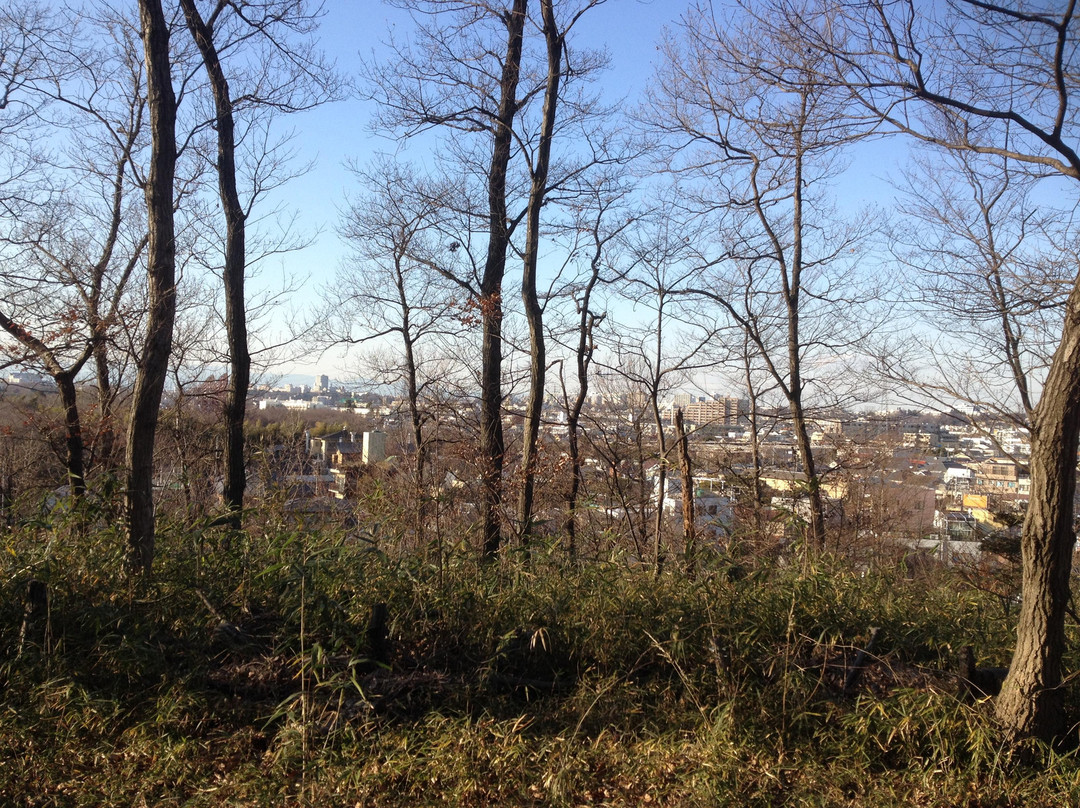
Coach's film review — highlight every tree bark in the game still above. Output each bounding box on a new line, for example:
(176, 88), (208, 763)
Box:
(55, 372), (86, 499)
(650, 383), (668, 576)
(790, 395), (825, 548)
(565, 401), (582, 557)
(813, 0), (1080, 741)
(92, 340), (116, 470)
(402, 323), (428, 547)
(742, 339), (765, 539)
(785, 136), (826, 551)
(127, 0), (177, 574)
(565, 307), (601, 560)
(994, 282), (1080, 742)
(479, 0), (526, 559)
(675, 407), (695, 574)
(515, 0), (563, 544)
(180, 0), (250, 530)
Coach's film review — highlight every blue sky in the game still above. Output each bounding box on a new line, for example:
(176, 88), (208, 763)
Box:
(267, 0), (905, 384)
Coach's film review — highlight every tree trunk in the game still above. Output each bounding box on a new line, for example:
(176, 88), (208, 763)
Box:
(675, 408), (695, 574)
(785, 137), (826, 551)
(93, 339), (117, 471)
(56, 372), (86, 500)
(652, 460), (667, 575)
(651, 395), (668, 576)
(181, 0), (249, 530)
(790, 397), (825, 549)
(479, 0), (526, 560)
(515, 0), (562, 544)
(743, 343), (765, 538)
(565, 312), (598, 560)
(402, 328), (427, 548)
(565, 407), (582, 558)
(994, 283), (1080, 743)
(631, 419), (649, 559)
(127, 0), (177, 574)
(0, 311), (90, 503)
(479, 300), (506, 559)
(564, 217), (608, 558)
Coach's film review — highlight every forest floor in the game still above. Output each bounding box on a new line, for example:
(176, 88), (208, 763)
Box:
(2, 522), (1079, 806)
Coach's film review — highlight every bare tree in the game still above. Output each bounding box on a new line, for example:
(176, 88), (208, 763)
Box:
(0, 386), (65, 520)
(363, 0), (529, 558)
(323, 158), (464, 541)
(805, 0), (1080, 743)
(673, 406), (696, 572)
(551, 171), (635, 557)
(127, 0), (178, 573)
(179, 0), (249, 530)
(161, 275), (224, 524)
(512, 0), (609, 542)
(727, 330), (779, 545)
(0, 2), (53, 190)
(880, 148), (1069, 431)
(646, 0), (876, 550)
(179, 0), (337, 529)
(0, 13), (150, 500)
(598, 215), (717, 573)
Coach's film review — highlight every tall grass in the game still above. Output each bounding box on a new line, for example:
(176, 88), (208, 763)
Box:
(1, 515), (1079, 806)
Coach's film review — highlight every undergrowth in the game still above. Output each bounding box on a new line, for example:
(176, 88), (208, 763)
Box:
(2, 518), (1079, 806)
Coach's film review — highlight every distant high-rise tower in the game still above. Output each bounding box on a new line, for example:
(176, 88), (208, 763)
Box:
(318, 374), (330, 392)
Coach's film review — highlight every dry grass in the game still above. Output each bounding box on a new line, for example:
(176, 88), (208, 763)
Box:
(2, 518), (1079, 806)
